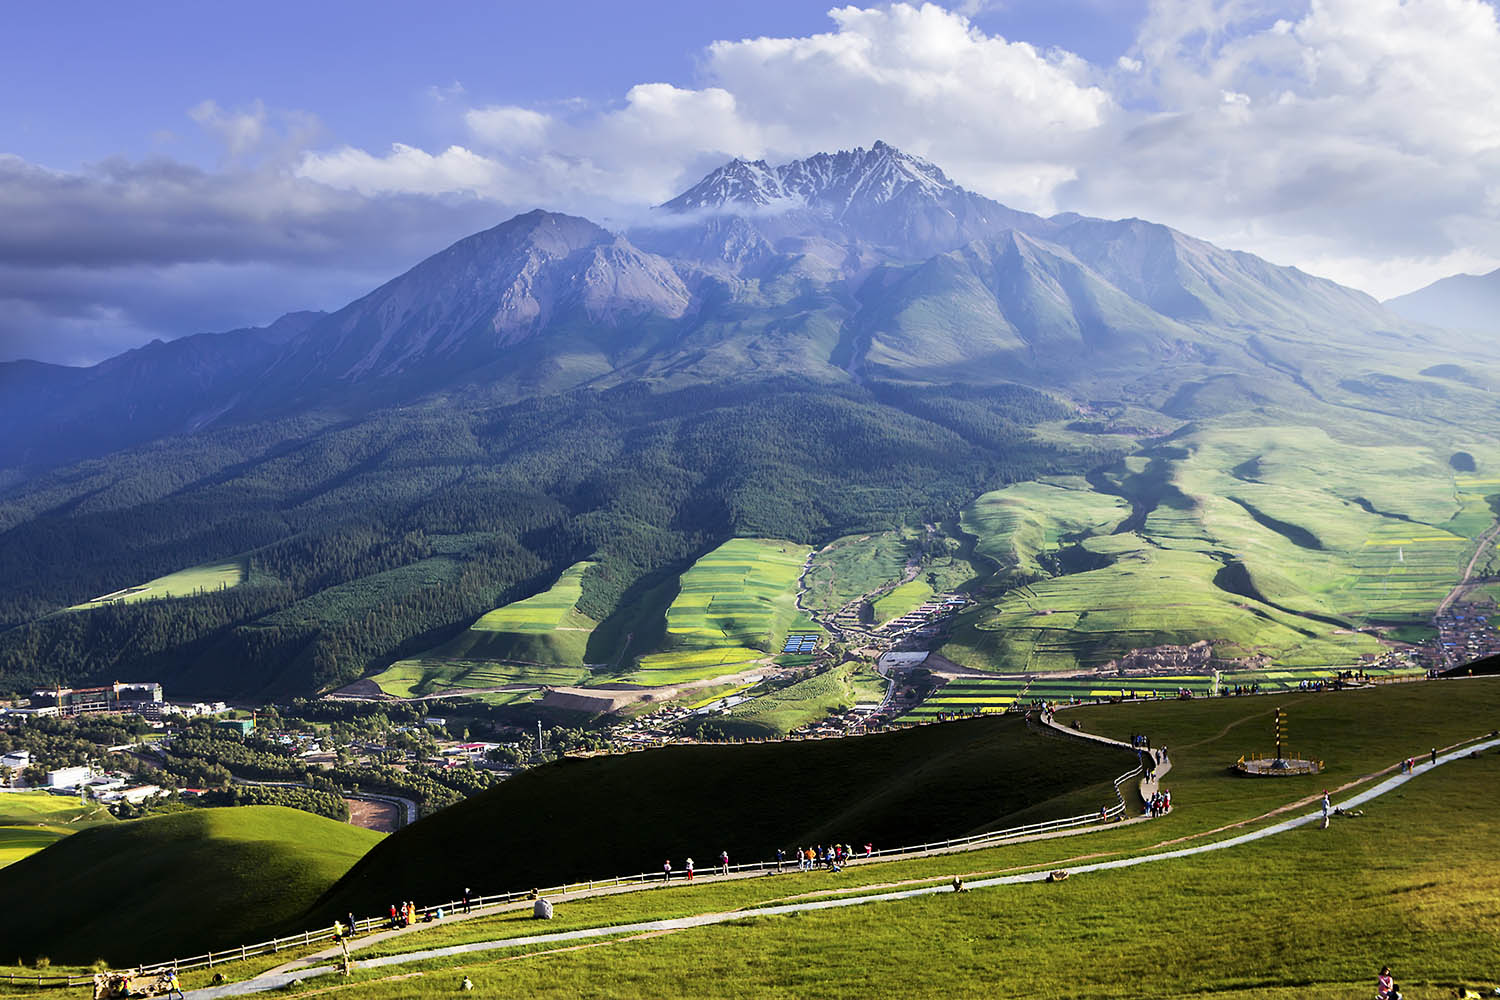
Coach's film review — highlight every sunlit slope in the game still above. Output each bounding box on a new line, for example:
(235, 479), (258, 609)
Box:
(372, 562), (599, 696)
(624, 539), (813, 684)
(943, 427), (1499, 673)
(309, 714), (1136, 919)
(66, 559), (246, 611)
(0, 790), (115, 870)
(0, 806), (380, 965)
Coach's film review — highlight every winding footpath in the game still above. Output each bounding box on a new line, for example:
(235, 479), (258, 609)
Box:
(186, 734), (1498, 999)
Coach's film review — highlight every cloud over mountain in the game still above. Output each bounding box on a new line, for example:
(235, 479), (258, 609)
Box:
(5, 0), (1500, 363)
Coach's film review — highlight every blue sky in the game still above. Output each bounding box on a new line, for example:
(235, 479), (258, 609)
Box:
(3, 0), (1498, 363)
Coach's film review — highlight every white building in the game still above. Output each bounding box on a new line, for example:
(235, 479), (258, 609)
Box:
(1, 750), (30, 771)
(45, 765), (93, 789)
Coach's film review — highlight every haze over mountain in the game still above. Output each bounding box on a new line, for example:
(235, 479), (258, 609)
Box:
(1, 142), (1494, 700)
(0, 142), (1450, 473)
(1386, 266), (1500, 334)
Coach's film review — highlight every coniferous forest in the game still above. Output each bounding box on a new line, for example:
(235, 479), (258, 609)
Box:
(0, 377), (1103, 697)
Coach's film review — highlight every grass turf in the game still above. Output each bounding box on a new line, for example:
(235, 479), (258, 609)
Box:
(219, 679), (1500, 1000)
(308, 712), (1137, 922)
(0, 806), (381, 966)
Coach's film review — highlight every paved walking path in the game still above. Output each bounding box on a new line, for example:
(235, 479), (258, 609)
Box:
(185, 735), (1500, 998)
(1036, 709), (1172, 802)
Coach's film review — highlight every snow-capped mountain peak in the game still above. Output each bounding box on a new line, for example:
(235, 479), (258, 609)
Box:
(663, 141), (958, 216)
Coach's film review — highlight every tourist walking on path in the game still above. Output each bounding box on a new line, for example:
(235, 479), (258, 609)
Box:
(686, 857), (694, 881)
(663, 860), (671, 882)
(1321, 790), (1331, 829)
(776, 848), (785, 872)
(165, 971), (184, 1000)
(462, 888), (471, 914)
(720, 850), (729, 875)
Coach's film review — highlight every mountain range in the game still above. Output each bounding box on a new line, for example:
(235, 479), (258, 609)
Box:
(0, 141), (1467, 474)
(2, 141), (1497, 698)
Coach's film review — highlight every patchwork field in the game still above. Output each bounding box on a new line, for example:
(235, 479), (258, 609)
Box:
(371, 562), (599, 696)
(902, 664), (1426, 721)
(940, 426), (1497, 676)
(66, 559), (246, 611)
(622, 539), (813, 686)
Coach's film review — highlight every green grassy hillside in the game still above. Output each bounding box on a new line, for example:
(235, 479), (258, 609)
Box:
(0, 806), (380, 965)
(0, 790), (115, 870)
(309, 714), (1137, 920)
(942, 425), (1497, 675)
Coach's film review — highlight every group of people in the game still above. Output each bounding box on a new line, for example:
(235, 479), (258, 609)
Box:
(1145, 789), (1171, 817)
(790, 843), (865, 872)
(388, 901), (420, 928)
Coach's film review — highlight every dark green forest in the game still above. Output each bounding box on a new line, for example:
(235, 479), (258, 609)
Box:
(0, 377), (1107, 698)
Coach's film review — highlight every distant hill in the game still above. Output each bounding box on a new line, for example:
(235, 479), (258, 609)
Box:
(307, 715), (1136, 920)
(0, 310), (324, 470)
(0, 806), (380, 965)
(1386, 266), (1500, 333)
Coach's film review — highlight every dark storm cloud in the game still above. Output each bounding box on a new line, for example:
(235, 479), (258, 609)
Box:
(0, 154), (518, 363)
(0, 154), (493, 270)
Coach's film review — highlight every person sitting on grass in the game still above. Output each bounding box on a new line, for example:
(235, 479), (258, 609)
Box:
(1377, 965), (1402, 1000)
(951, 876), (968, 893)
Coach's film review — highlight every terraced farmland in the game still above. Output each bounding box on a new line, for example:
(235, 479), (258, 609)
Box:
(902, 663), (1427, 721)
(624, 539), (814, 685)
(370, 562), (599, 696)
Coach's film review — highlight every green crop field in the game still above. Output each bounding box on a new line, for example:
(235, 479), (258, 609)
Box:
(66, 559), (247, 612)
(372, 562), (599, 696)
(621, 539), (812, 685)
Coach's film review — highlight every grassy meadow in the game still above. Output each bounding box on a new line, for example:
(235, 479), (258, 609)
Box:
(941, 426), (1497, 676)
(0, 790), (114, 870)
(800, 530), (919, 614)
(65, 559), (247, 612)
(710, 665), (859, 738)
(0, 806), (381, 966)
(98, 678), (1500, 1000)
